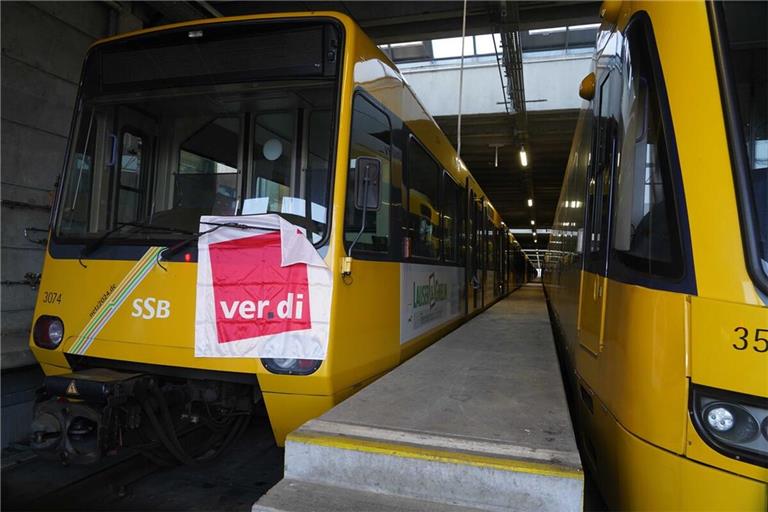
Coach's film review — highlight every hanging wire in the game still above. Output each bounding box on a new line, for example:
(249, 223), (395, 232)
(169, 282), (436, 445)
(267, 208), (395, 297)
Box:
(456, 0), (468, 158)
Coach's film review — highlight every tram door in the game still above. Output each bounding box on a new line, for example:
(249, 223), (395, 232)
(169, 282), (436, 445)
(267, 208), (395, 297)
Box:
(578, 61), (620, 355)
(466, 189), (476, 312)
(471, 196), (484, 309)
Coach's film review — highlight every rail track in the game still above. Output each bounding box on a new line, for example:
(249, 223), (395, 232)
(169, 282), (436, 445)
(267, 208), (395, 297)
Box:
(2, 414), (283, 511)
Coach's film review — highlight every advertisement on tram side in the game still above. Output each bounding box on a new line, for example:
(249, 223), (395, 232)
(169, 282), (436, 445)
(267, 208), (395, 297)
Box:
(399, 264), (465, 344)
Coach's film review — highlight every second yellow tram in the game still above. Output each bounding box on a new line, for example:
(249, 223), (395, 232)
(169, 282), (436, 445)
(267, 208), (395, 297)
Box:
(545, 1), (767, 509)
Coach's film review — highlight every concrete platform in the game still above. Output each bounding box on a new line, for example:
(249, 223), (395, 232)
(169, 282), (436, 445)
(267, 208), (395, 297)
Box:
(255, 284), (582, 511)
(256, 479), (486, 512)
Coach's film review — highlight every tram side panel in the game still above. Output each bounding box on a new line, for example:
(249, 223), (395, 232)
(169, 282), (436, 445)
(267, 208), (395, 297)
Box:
(546, 1), (767, 509)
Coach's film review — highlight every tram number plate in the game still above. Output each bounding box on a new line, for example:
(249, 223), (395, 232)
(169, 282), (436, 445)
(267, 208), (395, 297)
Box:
(733, 326), (768, 353)
(42, 291), (62, 304)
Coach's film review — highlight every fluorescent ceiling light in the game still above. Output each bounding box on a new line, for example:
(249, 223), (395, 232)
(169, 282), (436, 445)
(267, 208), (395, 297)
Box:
(389, 41), (422, 48)
(569, 23), (601, 31)
(528, 26), (567, 35)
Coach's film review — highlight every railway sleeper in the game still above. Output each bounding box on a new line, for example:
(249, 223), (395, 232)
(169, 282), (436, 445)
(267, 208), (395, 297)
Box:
(30, 368), (253, 465)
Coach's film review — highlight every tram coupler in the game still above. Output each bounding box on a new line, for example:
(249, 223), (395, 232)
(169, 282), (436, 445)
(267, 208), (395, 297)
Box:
(30, 368), (144, 464)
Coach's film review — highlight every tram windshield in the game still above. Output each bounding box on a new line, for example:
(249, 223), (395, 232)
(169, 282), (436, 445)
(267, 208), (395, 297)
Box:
(56, 21), (340, 245)
(719, 3), (767, 279)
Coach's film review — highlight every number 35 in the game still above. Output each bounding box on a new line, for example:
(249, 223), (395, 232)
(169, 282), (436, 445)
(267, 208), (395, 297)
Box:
(733, 327), (768, 353)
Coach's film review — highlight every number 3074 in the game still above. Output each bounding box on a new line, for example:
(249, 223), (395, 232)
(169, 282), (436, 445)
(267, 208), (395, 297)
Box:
(733, 327), (768, 353)
(42, 291), (62, 304)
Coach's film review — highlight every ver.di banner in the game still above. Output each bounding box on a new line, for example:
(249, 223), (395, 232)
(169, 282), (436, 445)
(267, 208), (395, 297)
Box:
(194, 214), (332, 360)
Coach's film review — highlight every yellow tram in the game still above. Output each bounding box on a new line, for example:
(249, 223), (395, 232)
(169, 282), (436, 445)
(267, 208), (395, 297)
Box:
(28, 12), (531, 463)
(544, 1), (767, 509)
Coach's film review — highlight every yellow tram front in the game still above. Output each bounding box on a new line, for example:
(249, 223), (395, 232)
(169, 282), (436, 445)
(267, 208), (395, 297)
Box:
(28, 13), (362, 463)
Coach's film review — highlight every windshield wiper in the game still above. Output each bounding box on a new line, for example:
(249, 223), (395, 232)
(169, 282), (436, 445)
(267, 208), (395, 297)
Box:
(160, 220), (281, 262)
(81, 222), (195, 258)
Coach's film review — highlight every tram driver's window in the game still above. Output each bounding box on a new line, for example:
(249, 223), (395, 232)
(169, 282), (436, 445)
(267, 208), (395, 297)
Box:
(117, 131), (143, 223)
(174, 117), (240, 224)
(344, 95), (392, 254)
(611, 25), (682, 278)
(249, 112), (295, 213)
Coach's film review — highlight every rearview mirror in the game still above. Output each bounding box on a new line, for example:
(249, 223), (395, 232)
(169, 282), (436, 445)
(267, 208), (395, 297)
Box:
(579, 72), (596, 101)
(354, 157), (381, 210)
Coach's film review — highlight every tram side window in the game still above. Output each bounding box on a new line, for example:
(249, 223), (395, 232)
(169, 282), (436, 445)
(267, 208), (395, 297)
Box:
(59, 109), (100, 234)
(407, 137), (441, 259)
(442, 173), (460, 262)
(475, 202), (484, 271)
(611, 21), (683, 278)
(457, 186), (466, 266)
(344, 95), (392, 254)
(486, 215), (496, 274)
(721, 2), (767, 278)
(585, 64), (621, 273)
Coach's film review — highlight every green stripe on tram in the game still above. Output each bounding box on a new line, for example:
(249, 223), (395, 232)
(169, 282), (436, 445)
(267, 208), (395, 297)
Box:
(70, 247), (164, 354)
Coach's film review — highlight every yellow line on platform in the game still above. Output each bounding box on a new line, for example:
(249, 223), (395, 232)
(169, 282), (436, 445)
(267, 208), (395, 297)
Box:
(288, 431), (583, 481)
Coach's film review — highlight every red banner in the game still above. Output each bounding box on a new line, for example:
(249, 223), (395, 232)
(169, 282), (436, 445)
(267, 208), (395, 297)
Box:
(195, 215), (331, 359)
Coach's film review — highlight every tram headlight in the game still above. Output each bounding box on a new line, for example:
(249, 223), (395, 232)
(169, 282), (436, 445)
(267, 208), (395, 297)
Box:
(691, 384), (768, 467)
(703, 403), (758, 442)
(261, 358), (321, 375)
(705, 406), (734, 432)
(33, 315), (64, 349)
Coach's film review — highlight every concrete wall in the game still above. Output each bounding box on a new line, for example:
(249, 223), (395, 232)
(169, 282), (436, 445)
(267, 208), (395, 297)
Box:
(523, 54), (592, 111)
(0, 1), (141, 448)
(401, 54), (591, 117)
(1, 2), (116, 370)
(402, 62), (509, 116)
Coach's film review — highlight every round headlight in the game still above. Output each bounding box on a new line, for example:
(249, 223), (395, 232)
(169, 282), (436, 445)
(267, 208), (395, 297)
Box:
(703, 403), (759, 443)
(706, 407), (734, 432)
(33, 315), (65, 349)
(48, 320), (64, 345)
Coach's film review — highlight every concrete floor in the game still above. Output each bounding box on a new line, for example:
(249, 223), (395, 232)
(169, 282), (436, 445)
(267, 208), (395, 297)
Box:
(324, 284), (579, 461)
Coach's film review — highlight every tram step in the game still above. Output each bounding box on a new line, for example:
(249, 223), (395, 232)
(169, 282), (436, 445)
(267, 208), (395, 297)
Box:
(253, 479), (484, 512)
